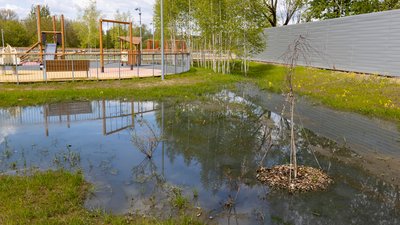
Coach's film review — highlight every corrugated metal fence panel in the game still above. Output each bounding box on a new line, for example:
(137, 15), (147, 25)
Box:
(253, 10), (400, 77)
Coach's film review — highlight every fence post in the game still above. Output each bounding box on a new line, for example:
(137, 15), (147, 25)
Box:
(118, 55), (121, 80)
(165, 54), (167, 75)
(174, 53), (177, 74)
(181, 53), (184, 73)
(187, 53), (190, 71)
(86, 55), (89, 78)
(96, 54), (99, 81)
(152, 53), (155, 77)
(42, 58), (47, 83)
(71, 59), (75, 81)
(136, 53), (140, 77)
(15, 63), (19, 85)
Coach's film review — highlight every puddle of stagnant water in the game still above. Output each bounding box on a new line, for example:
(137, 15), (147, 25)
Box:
(235, 83), (400, 186)
(0, 90), (399, 225)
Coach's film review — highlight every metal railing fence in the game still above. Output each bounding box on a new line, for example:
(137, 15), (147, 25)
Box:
(0, 52), (191, 83)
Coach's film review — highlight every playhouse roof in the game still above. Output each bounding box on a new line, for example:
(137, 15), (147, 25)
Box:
(118, 36), (142, 45)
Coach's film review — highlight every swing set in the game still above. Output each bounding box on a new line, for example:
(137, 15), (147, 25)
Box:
(99, 19), (141, 73)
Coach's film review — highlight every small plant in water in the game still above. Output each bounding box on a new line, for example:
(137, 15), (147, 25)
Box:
(192, 188), (199, 199)
(131, 119), (161, 159)
(53, 145), (81, 169)
(2, 138), (13, 159)
(10, 161), (17, 170)
(170, 187), (188, 210)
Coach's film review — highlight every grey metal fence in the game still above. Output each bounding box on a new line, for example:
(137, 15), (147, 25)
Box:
(0, 52), (191, 83)
(253, 10), (400, 77)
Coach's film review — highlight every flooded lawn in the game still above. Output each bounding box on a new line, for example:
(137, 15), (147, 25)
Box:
(0, 89), (399, 225)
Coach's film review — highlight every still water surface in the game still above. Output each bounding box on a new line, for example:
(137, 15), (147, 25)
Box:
(0, 90), (399, 225)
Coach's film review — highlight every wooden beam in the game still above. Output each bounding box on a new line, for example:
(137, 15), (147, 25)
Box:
(101, 18), (131, 25)
(52, 16), (57, 43)
(36, 5), (43, 60)
(129, 22), (133, 70)
(20, 42), (40, 60)
(41, 31), (62, 34)
(99, 19), (104, 72)
(61, 15), (65, 56)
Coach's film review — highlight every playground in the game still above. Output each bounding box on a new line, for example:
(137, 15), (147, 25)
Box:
(0, 5), (190, 83)
(0, 54), (190, 83)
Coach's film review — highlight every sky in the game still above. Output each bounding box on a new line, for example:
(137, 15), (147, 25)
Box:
(0, 0), (156, 26)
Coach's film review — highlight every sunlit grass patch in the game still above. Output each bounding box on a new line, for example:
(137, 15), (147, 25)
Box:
(0, 67), (243, 107)
(0, 170), (204, 225)
(245, 63), (400, 124)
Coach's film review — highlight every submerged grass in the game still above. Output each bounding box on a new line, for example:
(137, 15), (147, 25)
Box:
(0, 170), (204, 225)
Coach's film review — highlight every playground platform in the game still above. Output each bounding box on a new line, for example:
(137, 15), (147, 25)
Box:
(0, 53), (190, 83)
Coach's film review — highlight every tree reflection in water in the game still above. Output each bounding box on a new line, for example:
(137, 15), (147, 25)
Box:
(130, 118), (161, 159)
(156, 91), (282, 223)
(129, 117), (168, 215)
(153, 91), (400, 224)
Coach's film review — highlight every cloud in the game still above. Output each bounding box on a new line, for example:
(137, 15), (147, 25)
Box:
(0, 0), (155, 25)
(0, 125), (16, 145)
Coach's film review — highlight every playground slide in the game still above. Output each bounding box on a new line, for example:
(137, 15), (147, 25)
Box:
(44, 43), (57, 61)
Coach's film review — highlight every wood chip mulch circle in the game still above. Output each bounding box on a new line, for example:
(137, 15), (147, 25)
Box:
(256, 165), (333, 193)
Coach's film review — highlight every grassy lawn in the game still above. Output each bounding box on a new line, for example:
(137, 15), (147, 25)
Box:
(245, 63), (400, 123)
(0, 67), (242, 107)
(0, 170), (203, 225)
(1, 62), (399, 123)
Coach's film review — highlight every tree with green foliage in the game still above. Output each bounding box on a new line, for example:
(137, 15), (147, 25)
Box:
(381, 0), (400, 9)
(0, 19), (29, 47)
(252, 0), (304, 27)
(0, 9), (29, 47)
(303, 0), (400, 20)
(75, 0), (101, 49)
(23, 5), (53, 45)
(64, 20), (81, 48)
(153, 0), (266, 75)
(103, 10), (132, 50)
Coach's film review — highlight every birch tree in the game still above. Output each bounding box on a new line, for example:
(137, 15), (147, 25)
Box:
(154, 0), (266, 74)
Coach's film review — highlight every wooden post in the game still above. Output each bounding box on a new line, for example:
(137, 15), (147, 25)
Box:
(52, 16), (57, 44)
(61, 15), (65, 55)
(98, 19), (132, 72)
(36, 5), (43, 61)
(99, 19), (104, 72)
(129, 22), (133, 70)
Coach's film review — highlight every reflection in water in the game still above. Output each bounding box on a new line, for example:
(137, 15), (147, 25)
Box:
(0, 100), (158, 137)
(130, 118), (161, 159)
(0, 92), (399, 224)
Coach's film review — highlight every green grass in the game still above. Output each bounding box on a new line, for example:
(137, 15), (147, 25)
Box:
(1, 62), (399, 123)
(0, 67), (243, 107)
(171, 187), (189, 210)
(243, 63), (400, 124)
(0, 170), (204, 225)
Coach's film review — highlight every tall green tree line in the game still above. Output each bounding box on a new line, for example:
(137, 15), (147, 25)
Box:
(0, 1), (150, 49)
(152, 0), (400, 74)
(303, 0), (400, 20)
(154, 0), (267, 74)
